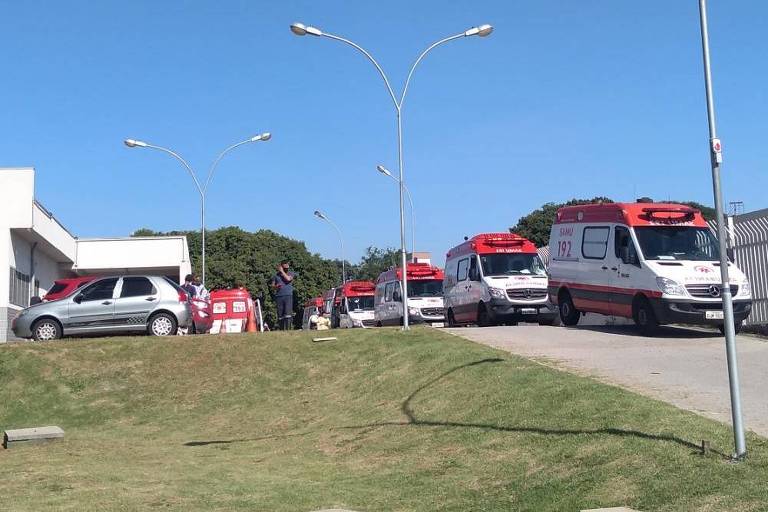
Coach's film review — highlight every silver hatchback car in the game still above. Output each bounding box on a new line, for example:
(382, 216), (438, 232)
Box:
(12, 275), (192, 341)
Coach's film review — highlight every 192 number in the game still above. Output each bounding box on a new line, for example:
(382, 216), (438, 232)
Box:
(557, 240), (572, 258)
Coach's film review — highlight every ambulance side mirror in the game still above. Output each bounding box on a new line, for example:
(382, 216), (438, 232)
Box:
(726, 248), (735, 262)
(393, 290), (402, 302)
(468, 268), (480, 282)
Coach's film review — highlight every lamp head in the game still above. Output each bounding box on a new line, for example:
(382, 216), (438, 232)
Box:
(290, 22), (322, 36)
(376, 164), (393, 177)
(465, 24), (493, 37)
(124, 139), (148, 148)
(251, 132), (272, 142)
(314, 210), (326, 219)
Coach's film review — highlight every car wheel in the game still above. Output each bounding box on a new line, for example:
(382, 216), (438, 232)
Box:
(558, 291), (580, 326)
(32, 318), (62, 341)
(632, 297), (659, 336)
(719, 320), (743, 335)
(148, 312), (178, 337)
(477, 302), (492, 327)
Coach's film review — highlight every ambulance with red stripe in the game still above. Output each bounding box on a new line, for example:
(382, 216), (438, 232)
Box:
(547, 201), (752, 335)
(443, 233), (558, 326)
(336, 280), (377, 328)
(374, 263), (445, 326)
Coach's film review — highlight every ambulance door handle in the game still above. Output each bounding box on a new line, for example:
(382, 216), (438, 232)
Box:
(601, 266), (608, 270)
(610, 267), (618, 271)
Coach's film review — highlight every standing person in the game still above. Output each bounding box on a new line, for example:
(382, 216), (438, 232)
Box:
(193, 274), (209, 299)
(181, 274), (197, 298)
(272, 259), (296, 330)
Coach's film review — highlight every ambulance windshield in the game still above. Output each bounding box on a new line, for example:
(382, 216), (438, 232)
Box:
(347, 296), (374, 311)
(480, 253), (546, 277)
(407, 280), (443, 298)
(634, 226), (720, 261)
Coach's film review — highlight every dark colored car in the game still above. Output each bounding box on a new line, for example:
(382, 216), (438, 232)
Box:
(43, 276), (98, 302)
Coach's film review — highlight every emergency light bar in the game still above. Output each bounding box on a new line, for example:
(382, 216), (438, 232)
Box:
(641, 207), (697, 223)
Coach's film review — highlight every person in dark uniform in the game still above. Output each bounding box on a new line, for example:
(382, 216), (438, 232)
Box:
(272, 260), (296, 330)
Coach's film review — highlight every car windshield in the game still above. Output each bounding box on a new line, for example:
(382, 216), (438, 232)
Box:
(407, 279), (443, 298)
(634, 226), (720, 261)
(480, 253), (546, 276)
(347, 296), (374, 311)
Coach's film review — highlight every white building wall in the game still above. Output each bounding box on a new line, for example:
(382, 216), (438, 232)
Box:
(0, 168), (34, 228)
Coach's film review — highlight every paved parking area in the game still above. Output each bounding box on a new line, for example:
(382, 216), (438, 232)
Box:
(446, 324), (768, 437)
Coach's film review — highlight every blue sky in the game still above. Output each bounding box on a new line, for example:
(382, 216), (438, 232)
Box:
(2, 1), (767, 265)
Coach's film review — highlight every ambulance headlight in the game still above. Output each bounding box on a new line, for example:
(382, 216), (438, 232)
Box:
(656, 277), (686, 296)
(739, 281), (751, 297)
(489, 287), (507, 299)
(408, 307), (420, 316)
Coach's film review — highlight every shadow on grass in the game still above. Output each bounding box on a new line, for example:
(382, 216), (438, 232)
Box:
(347, 356), (729, 459)
(183, 357), (726, 459)
(184, 431), (312, 447)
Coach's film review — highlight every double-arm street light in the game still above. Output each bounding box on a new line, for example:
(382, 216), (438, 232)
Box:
(377, 164), (415, 255)
(291, 22), (492, 329)
(314, 210), (346, 284)
(124, 133), (271, 286)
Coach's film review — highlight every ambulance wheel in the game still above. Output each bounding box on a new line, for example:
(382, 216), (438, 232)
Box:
(719, 321), (743, 335)
(477, 303), (492, 327)
(632, 297), (659, 336)
(399, 317), (404, 326)
(558, 291), (580, 326)
(376, 321), (382, 328)
(447, 309), (457, 328)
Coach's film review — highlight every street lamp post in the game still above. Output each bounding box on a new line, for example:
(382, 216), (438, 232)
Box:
(124, 133), (271, 286)
(291, 22), (492, 329)
(697, 0), (746, 460)
(314, 210), (346, 284)
(377, 165), (415, 255)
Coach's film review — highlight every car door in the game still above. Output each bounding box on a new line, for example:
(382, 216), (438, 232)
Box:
(66, 277), (118, 331)
(611, 226), (640, 317)
(113, 276), (158, 329)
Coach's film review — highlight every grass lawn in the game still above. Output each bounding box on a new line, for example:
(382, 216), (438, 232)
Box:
(1, 327), (768, 511)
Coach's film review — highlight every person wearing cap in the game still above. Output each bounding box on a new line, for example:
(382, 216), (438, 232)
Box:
(272, 259), (297, 330)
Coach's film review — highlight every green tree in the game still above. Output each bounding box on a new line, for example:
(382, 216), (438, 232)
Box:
(510, 197), (614, 247)
(350, 246), (400, 282)
(132, 226), (341, 328)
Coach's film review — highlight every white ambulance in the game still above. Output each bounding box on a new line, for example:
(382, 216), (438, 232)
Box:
(444, 233), (558, 327)
(336, 280), (377, 328)
(374, 262), (445, 327)
(547, 201), (752, 335)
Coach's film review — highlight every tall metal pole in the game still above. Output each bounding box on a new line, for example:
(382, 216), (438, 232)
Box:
(377, 166), (416, 254)
(125, 134), (270, 287)
(315, 211), (346, 284)
(292, 23), (491, 328)
(698, 0), (746, 459)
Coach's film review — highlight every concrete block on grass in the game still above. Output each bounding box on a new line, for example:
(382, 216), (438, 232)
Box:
(3, 426), (64, 449)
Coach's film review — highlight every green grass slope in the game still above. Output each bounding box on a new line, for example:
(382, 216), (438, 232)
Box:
(1, 327), (767, 511)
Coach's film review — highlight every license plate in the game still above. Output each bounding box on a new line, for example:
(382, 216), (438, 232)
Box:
(706, 310), (724, 320)
(521, 308), (537, 315)
(431, 322), (444, 328)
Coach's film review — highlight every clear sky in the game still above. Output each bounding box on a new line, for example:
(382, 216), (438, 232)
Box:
(2, 1), (767, 265)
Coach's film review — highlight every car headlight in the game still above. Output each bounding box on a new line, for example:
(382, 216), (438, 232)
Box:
(489, 287), (507, 299)
(408, 307), (420, 316)
(739, 281), (751, 297)
(656, 277), (686, 296)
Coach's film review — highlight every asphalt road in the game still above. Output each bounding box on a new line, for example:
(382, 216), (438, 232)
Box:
(445, 324), (768, 437)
